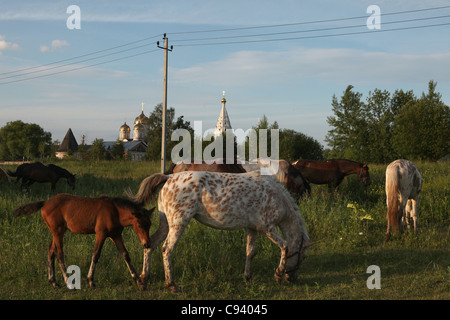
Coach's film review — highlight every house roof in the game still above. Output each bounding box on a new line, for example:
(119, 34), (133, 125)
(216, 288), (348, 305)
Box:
(103, 140), (148, 152)
(57, 128), (78, 152)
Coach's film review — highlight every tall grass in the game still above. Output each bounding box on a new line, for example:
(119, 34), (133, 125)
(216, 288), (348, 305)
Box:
(0, 160), (448, 299)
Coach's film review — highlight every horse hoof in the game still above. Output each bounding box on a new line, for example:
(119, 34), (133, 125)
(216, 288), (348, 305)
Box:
(87, 280), (96, 289)
(274, 272), (283, 284)
(167, 283), (179, 294)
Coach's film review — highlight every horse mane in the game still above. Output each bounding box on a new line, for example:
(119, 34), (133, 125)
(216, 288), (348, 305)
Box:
(100, 196), (151, 218)
(268, 175), (310, 242)
(47, 164), (74, 177)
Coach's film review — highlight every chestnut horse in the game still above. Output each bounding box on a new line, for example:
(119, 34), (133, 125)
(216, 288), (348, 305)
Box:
(128, 170), (312, 293)
(292, 159), (370, 191)
(243, 159), (311, 200)
(14, 194), (153, 290)
(165, 158), (246, 174)
(8, 162), (76, 191)
(385, 159), (422, 241)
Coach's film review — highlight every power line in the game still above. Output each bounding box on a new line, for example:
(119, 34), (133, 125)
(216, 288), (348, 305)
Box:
(0, 48), (160, 85)
(174, 22), (450, 47)
(168, 5), (450, 35)
(0, 42), (158, 81)
(170, 14), (450, 44)
(1, 5), (449, 85)
(0, 33), (163, 77)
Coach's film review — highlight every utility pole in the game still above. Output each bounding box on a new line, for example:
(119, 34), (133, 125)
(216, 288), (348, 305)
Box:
(157, 34), (173, 173)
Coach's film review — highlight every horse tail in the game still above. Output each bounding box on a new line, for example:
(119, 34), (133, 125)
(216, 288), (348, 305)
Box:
(386, 168), (401, 233)
(127, 173), (169, 206)
(13, 201), (45, 217)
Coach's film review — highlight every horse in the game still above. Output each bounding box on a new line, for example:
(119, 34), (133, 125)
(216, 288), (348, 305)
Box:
(242, 159), (311, 200)
(8, 162), (76, 191)
(169, 158), (310, 201)
(292, 159), (371, 191)
(127, 170), (313, 293)
(0, 167), (11, 183)
(385, 159), (422, 241)
(13, 194), (154, 290)
(165, 158), (246, 174)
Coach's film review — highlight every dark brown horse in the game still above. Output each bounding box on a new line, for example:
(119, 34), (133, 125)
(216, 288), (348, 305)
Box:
(14, 194), (153, 290)
(8, 162), (75, 191)
(292, 159), (370, 191)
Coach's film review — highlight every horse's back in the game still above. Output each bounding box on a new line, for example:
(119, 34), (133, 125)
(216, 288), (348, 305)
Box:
(159, 171), (288, 229)
(386, 159), (422, 200)
(42, 194), (117, 234)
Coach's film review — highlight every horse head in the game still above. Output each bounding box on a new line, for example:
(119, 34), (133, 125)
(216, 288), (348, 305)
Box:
(284, 238), (315, 282)
(66, 174), (76, 190)
(133, 207), (154, 249)
(359, 163), (371, 186)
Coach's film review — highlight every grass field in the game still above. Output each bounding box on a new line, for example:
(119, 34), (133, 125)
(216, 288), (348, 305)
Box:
(0, 160), (448, 300)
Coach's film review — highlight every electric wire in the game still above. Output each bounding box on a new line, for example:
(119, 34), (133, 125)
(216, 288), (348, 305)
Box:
(170, 14), (450, 44)
(1, 5), (449, 85)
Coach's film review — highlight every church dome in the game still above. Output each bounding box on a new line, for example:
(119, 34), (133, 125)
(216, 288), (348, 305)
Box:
(134, 111), (148, 126)
(120, 122), (130, 132)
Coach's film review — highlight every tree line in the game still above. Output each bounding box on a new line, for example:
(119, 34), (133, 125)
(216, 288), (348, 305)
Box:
(1, 81), (447, 163)
(325, 81), (449, 163)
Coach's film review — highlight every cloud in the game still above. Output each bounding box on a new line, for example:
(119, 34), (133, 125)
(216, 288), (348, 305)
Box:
(0, 35), (20, 55)
(40, 39), (69, 53)
(171, 47), (450, 87)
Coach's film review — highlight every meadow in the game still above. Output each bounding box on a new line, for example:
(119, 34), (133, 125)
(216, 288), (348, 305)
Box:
(0, 160), (448, 300)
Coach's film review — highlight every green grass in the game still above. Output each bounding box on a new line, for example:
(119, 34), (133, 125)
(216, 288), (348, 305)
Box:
(0, 160), (448, 300)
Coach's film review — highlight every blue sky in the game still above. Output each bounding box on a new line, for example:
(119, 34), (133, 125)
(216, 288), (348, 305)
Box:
(1, 0), (449, 148)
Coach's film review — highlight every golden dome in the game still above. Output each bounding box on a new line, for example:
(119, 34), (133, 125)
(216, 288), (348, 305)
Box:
(120, 122), (130, 132)
(134, 111), (149, 125)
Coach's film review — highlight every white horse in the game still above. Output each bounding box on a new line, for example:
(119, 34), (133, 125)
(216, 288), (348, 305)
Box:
(128, 170), (312, 293)
(385, 159), (422, 241)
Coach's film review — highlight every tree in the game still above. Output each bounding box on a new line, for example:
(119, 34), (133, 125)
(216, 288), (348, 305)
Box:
(279, 129), (324, 161)
(0, 120), (52, 160)
(90, 138), (105, 161)
(393, 81), (450, 160)
(111, 139), (125, 160)
(325, 85), (368, 161)
(145, 103), (193, 161)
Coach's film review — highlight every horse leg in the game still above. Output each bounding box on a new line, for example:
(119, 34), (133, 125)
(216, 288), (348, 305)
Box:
(87, 234), (106, 289)
(140, 211), (169, 289)
(53, 232), (69, 285)
(110, 235), (143, 290)
(264, 227), (288, 284)
(409, 197), (419, 234)
(244, 228), (257, 281)
(162, 220), (190, 293)
(47, 238), (58, 288)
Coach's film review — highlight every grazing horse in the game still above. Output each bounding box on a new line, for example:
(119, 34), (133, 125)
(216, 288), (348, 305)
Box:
(8, 162), (76, 191)
(127, 170), (312, 293)
(165, 158), (246, 174)
(13, 194), (153, 290)
(243, 159), (311, 200)
(292, 159), (371, 191)
(385, 159), (422, 241)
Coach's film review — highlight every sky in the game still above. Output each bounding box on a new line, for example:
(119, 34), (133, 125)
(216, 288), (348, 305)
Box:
(1, 0), (449, 149)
